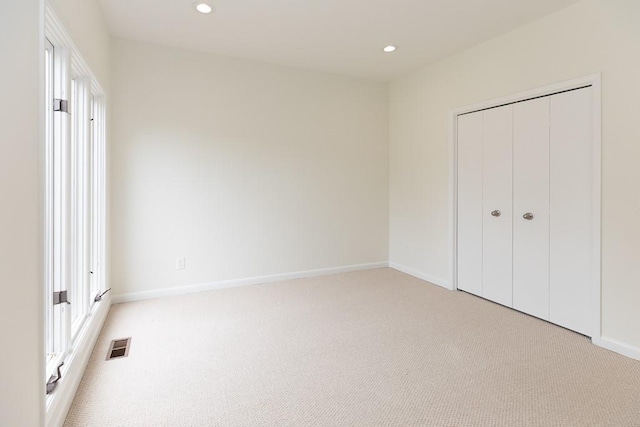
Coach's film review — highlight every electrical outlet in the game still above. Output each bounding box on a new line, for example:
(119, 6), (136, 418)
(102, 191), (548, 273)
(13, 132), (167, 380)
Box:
(176, 257), (186, 270)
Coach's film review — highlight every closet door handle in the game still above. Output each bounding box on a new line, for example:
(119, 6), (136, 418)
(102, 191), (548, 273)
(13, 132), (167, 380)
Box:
(523, 212), (534, 220)
(491, 210), (501, 217)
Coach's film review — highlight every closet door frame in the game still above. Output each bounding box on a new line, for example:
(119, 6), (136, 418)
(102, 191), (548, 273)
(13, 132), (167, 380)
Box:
(449, 73), (601, 341)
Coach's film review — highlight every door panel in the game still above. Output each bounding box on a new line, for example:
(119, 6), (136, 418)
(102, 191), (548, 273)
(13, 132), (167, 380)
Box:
(549, 88), (593, 336)
(513, 97), (550, 320)
(482, 105), (513, 307)
(457, 112), (484, 296)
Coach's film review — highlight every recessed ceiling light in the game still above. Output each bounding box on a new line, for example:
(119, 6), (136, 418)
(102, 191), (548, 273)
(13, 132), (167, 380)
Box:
(383, 45), (397, 53)
(194, 2), (214, 14)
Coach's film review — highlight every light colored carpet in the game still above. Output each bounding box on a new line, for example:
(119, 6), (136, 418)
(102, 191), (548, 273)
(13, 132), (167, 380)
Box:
(65, 268), (640, 426)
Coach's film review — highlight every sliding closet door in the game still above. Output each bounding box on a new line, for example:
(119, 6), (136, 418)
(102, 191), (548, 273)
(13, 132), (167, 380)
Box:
(513, 97), (550, 320)
(482, 105), (513, 307)
(549, 88), (593, 336)
(457, 112), (484, 297)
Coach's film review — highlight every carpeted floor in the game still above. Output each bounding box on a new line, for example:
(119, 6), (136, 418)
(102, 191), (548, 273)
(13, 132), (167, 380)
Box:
(65, 268), (640, 426)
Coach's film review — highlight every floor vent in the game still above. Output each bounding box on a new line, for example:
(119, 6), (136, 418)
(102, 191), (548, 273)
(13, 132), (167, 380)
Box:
(106, 338), (131, 360)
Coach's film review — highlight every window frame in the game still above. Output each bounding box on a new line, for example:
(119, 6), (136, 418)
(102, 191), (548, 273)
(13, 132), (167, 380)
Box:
(44, 12), (107, 385)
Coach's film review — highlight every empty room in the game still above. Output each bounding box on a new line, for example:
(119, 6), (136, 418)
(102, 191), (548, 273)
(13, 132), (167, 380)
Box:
(2, 0), (640, 426)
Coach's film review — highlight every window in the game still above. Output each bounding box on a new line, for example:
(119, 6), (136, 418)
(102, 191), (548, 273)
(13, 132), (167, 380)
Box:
(44, 22), (107, 390)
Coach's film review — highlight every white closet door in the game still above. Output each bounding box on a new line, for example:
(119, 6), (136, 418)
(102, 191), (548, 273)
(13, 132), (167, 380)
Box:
(513, 97), (550, 320)
(549, 88), (593, 336)
(482, 105), (513, 307)
(457, 111), (484, 297)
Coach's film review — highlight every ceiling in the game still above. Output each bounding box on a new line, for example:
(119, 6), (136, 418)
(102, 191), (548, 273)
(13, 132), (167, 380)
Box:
(98, 0), (580, 81)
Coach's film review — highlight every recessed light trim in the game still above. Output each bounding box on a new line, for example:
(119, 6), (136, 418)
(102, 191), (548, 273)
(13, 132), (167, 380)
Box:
(194, 2), (214, 14)
(383, 45), (397, 53)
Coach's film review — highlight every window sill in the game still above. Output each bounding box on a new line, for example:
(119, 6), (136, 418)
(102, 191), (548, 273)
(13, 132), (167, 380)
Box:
(45, 295), (111, 427)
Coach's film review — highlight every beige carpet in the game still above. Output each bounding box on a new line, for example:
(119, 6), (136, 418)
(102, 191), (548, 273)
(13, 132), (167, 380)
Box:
(65, 268), (640, 426)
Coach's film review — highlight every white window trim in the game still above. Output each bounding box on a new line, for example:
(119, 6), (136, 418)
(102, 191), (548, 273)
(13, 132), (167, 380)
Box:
(44, 37), (55, 366)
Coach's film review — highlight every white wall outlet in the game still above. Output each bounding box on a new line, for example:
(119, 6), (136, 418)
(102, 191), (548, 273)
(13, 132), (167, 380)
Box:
(176, 257), (186, 270)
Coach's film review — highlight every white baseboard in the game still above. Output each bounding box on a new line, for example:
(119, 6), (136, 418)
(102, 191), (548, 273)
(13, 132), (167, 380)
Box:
(112, 261), (390, 304)
(389, 261), (452, 290)
(593, 336), (640, 362)
(46, 294), (112, 427)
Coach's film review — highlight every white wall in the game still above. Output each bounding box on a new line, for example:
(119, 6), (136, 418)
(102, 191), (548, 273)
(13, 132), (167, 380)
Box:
(0, 0), (44, 425)
(111, 39), (389, 297)
(390, 0), (640, 349)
